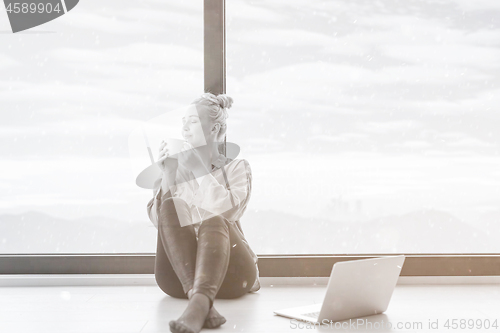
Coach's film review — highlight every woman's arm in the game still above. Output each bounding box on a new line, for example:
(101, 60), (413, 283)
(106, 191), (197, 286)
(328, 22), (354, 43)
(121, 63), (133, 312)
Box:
(160, 171), (177, 196)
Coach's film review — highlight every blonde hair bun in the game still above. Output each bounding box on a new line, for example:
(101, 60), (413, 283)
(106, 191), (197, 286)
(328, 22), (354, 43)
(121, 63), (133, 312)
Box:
(191, 92), (234, 142)
(216, 94), (233, 110)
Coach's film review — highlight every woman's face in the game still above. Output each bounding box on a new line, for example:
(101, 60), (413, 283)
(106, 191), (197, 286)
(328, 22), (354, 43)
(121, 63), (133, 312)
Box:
(182, 105), (217, 148)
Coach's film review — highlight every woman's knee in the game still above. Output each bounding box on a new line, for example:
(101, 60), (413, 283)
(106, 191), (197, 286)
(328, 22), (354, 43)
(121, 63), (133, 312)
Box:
(160, 196), (187, 211)
(158, 197), (190, 227)
(199, 215), (229, 234)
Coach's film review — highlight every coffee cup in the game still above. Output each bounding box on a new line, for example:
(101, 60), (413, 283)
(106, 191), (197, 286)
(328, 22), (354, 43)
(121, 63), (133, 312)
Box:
(160, 138), (186, 160)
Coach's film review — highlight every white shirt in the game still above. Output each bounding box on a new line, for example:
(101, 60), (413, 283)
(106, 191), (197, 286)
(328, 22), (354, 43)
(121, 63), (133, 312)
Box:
(147, 153), (252, 237)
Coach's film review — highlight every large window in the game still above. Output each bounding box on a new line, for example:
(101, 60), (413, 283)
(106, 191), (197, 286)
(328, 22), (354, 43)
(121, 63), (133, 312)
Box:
(2, 0), (499, 268)
(0, 1), (203, 253)
(226, 0), (500, 254)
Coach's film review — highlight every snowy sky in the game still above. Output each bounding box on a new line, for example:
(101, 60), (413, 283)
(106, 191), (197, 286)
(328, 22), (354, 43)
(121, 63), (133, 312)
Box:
(0, 0), (498, 227)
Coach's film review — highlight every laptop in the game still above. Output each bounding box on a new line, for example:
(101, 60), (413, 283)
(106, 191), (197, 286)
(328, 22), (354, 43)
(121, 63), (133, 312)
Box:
(273, 255), (405, 324)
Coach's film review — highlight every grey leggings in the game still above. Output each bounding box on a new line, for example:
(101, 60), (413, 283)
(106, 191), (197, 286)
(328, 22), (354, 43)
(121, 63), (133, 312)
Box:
(154, 191), (257, 304)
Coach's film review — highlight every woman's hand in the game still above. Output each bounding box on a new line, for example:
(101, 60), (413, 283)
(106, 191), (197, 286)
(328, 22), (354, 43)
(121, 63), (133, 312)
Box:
(157, 140), (179, 176)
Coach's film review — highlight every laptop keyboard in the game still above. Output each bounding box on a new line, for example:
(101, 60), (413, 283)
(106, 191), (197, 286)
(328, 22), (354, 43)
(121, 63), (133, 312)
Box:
(302, 310), (320, 319)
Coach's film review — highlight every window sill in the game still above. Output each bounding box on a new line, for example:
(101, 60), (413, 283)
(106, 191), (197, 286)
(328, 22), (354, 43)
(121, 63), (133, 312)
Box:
(1, 274), (500, 287)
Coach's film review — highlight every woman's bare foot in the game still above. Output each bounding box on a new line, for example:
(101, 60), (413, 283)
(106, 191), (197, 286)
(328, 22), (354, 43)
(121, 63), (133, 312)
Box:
(203, 307), (226, 328)
(169, 293), (210, 333)
(186, 288), (226, 328)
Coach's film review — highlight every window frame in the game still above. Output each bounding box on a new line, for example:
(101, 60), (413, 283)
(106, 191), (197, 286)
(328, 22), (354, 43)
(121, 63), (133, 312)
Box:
(2, 0), (499, 277)
(1, 254), (500, 276)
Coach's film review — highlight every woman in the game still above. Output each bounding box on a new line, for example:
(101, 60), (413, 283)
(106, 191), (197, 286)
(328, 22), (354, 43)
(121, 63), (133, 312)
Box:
(146, 93), (260, 333)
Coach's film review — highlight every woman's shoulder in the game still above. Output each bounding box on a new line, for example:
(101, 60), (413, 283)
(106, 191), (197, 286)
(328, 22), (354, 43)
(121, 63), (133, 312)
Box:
(226, 157), (250, 166)
(225, 158), (251, 173)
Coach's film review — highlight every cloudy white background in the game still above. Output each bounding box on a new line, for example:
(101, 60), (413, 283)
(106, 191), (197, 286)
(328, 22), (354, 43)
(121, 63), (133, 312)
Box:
(0, 0), (498, 254)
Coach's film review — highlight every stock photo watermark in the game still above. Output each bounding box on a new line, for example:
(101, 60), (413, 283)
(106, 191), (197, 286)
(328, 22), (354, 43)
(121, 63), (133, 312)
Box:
(290, 317), (499, 330)
(3, 0), (79, 33)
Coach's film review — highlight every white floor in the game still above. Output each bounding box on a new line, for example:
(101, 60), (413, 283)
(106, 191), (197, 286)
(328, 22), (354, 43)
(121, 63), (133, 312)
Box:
(0, 276), (499, 332)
